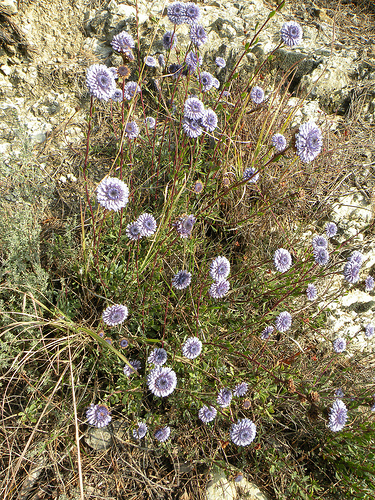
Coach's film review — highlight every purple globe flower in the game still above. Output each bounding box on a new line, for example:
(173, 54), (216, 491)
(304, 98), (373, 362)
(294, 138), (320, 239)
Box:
(169, 63), (183, 79)
(184, 97), (205, 120)
(111, 89), (123, 102)
(158, 54), (165, 67)
(365, 275), (374, 292)
(137, 213), (157, 237)
(145, 116), (156, 129)
(312, 235), (328, 250)
(133, 422), (148, 439)
(306, 283), (317, 301)
(162, 31), (178, 50)
(182, 117), (203, 138)
(96, 177), (129, 212)
(124, 81), (141, 100)
(111, 31), (135, 52)
(198, 405), (217, 423)
(202, 109), (218, 132)
(272, 133), (287, 152)
(328, 399), (348, 432)
(173, 214), (196, 238)
(217, 388), (232, 408)
(86, 64), (117, 101)
(233, 382), (248, 397)
(104, 337), (112, 345)
(250, 86), (265, 104)
(334, 388), (344, 398)
(102, 304), (128, 326)
(185, 2), (201, 24)
(182, 337), (202, 359)
(119, 338), (129, 348)
(314, 248), (329, 266)
(243, 167), (259, 183)
(154, 426), (171, 442)
(349, 251), (363, 266)
(144, 56), (157, 67)
(275, 311), (292, 332)
(167, 2), (186, 25)
(126, 221), (142, 241)
(147, 366), (177, 397)
(230, 418), (256, 446)
(333, 337), (346, 353)
(325, 222), (338, 238)
(280, 21), (303, 47)
(148, 348), (168, 366)
(198, 71), (214, 92)
(124, 121), (139, 139)
(185, 51), (202, 74)
(86, 404), (111, 428)
(189, 24), (207, 47)
(295, 121), (322, 163)
(172, 270), (192, 290)
(212, 77), (220, 89)
(194, 180), (204, 194)
(343, 261), (360, 284)
(123, 359), (141, 377)
(365, 324), (374, 339)
(209, 280), (230, 299)
(261, 325), (274, 340)
(215, 56), (226, 68)
(210, 256), (230, 282)
(274, 248), (292, 273)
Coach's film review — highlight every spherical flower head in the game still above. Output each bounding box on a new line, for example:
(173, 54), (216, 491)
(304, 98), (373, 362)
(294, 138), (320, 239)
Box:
(243, 167), (259, 184)
(334, 388), (344, 398)
(133, 422), (148, 439)
(172, 270), (192, 290)
(312, 235), (328, 250)
(126, 221), (142, 241)
(365, 275), (374, 292)
(261, 325), (274, 340)
(185, 2), (201, 24)
(365, 324), (374, 339)
(86, 404), (111, 428)
(148, 348), (168, 366)
(102, 304), (128, 326)
(144, 56), (157, 67)
(275, 311), (292, 332)
(198, 71), (214, 92)
(233, 382), (248, 397)
(169, 63), (183, 79)
(111, 31), (135, 52)
(325, 222), (338, 238)
(306, 283), (317, 301)
(163, 31), (178, 50)
(183, 117), (203, 138)
(215, 56), (226, 68)
(274, 248), (292, 273)
(145, 116), (156, 129)
(189, 24), (207, 47)
(167, 2), (186, 25)
(124, 121), (139, 139)
(349, 251), (363, 266)
(209, 280), (230, 299)
(212, 77), (220, 89)
(184, 97), (205, 120)
(343, 261), (360, 284)
(210, 256), (230, 282)
(158, 54), (166, 67)
(314, 248), (329, 266)
(104, 337), (112, 345)
(230, 418), (256, 446)
(182, 337), (202, 359)
(111, 89), (123, 102)
(333, 337), (346, 353)
(272, 133), (287, 152)
(118, 65), (131, 77)
(123, 359), (141, 376)
(328, 399), (348, 432)
(250, 86), (265, 105)
(124, 81), (141, 100)
(96, 177), (129, 212)
(86, 64), (116, 101)
(119, 338), (129, 348)
(173, 214), (196, 239)
(198, 405), (217, 423)
(281, 21), (303, 47)
(202, 109), (218, 132)
(147, 366), (177, 397)
(194, 180), (204, 194)
(295, 121), (322, 163)
(185, 51), (202, 74)
(137, 213), (157, 237)
(217, 388), (232, 408)
(154, 426), (171, 442)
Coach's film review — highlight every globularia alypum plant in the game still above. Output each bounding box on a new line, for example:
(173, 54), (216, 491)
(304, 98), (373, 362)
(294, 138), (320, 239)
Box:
(4, 1), (375, 498)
